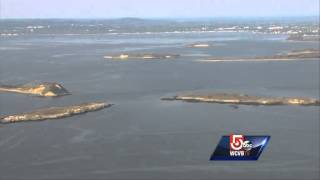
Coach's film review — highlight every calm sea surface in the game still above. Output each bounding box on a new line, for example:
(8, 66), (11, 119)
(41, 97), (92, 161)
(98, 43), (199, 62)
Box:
(0, 20), (319, 179)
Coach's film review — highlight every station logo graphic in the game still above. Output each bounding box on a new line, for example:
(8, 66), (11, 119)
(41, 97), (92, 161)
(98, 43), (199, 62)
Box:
(210, 134), (270, 160)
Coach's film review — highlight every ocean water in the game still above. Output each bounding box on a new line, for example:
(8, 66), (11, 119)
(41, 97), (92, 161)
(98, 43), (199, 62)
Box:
(0, 20), (319, 179)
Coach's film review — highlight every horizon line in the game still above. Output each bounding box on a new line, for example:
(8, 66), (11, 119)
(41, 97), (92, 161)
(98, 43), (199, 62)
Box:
(0, 15), (319, 20)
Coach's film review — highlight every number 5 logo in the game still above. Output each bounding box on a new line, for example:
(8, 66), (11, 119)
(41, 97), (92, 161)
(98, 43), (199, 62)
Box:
(230, 134), (244, 150)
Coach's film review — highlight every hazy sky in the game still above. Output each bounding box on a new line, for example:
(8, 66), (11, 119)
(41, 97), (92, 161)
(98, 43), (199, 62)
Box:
(1, 0), (319, 18)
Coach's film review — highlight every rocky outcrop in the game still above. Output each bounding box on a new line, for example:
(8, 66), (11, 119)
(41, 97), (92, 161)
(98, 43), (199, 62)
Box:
(162, 93), (320, 106)
(0, 102), (111, 124)
(104, 53), (180, 60)
(0, 82), (70, 97)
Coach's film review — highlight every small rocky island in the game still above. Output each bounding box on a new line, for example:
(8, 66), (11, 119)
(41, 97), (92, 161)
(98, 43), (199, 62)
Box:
(0, 82), (70, 97)
(0, 102), (111, 124)
(104, 53), (180, 60)
(190, 43), (210, 48)
(162, 93), (320, 106)
(198, 49), (320, 62)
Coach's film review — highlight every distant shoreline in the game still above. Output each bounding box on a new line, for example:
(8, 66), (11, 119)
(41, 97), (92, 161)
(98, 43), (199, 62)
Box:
(196, 49), (320, 62)
(196, 58), (320, 63)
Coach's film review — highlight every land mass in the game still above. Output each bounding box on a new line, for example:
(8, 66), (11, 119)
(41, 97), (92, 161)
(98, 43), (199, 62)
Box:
(189, 43), (210, 48)
(0, 82), (70, 97)
(287, 34), (320, 42)
(198, 49), (320, 62)
(0, 102), (111, 124)
(104, 53), (180, 60)
(162, 93), (320, 106)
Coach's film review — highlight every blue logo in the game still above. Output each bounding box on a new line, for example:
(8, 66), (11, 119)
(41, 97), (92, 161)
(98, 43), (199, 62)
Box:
(210, 134), (270, 161)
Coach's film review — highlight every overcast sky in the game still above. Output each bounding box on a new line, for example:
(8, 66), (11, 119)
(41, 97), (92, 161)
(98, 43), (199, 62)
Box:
(1, 0), (319, 19)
